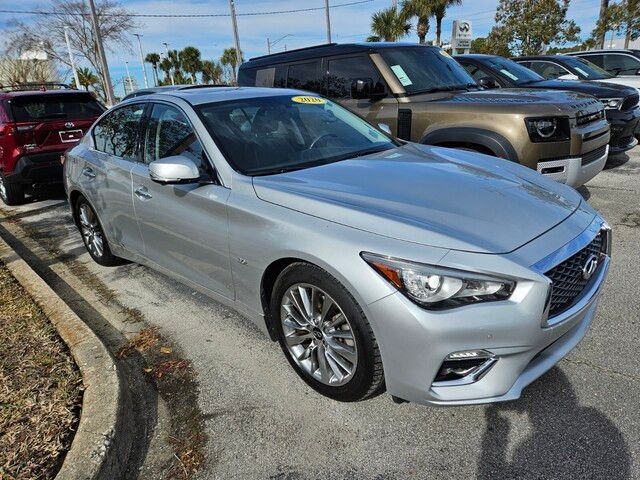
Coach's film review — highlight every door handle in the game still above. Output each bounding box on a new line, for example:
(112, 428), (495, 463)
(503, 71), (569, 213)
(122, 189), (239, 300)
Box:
(134, 186), (152, 200)
(82, 167), (96, 179)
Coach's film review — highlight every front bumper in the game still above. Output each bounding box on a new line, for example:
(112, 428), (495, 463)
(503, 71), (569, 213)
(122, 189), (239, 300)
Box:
(536, 145), (608, 187)
(366, 220), (610, 406)
(607, 107), (640, 154)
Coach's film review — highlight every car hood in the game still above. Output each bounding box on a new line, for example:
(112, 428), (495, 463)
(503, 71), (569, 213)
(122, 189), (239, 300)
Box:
(527, 78), (636, 98)
(595, 77), (640, 93)
(422, 88), (602, 115)
(252, 144), (583, 254)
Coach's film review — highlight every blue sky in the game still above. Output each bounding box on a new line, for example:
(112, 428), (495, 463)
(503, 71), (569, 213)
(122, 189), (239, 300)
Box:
(1, 0), (607, 96)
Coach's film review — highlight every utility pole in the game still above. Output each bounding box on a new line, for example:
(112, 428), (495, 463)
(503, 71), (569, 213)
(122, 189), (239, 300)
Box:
(267, 37), (270, 55)
(133, 33), (149, 88)
(124, 61), (134, 94)
(325, 0), (332, 44)
(64, 26), (80, 89)
(267, 34), (292, 55)
(162, 42), (175, 85)
(229, 0), (242, 84)
(87, 0), (115, 106)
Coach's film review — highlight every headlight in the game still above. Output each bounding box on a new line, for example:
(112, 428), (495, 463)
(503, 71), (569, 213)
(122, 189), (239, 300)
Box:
(361, 252), (516, 310)
(525, 117), (570, 142)
(600, 98), (623, 110)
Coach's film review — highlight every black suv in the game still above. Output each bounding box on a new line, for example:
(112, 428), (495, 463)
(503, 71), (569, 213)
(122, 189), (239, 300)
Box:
(456, 54), (640, 155)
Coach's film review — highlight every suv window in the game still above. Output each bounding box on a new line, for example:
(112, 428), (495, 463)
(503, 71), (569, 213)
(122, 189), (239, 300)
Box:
(93, 103), (145, 159)
(287, 62), (322, 93)
(143, 103), (210, 176)
(461, 62), (489, 82)
(326, 56), (386, 98)
(9, 93), (104, 122)
(603, 53), (640, 75)
(528, 61), (569, 79)
(580, 54), (604, 68)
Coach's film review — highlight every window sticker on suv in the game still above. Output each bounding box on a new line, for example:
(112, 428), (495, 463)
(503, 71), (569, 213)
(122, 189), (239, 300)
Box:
(390, 65), (413, 86)
(500, 69), (519, 81)
(291, 96), (326, 105)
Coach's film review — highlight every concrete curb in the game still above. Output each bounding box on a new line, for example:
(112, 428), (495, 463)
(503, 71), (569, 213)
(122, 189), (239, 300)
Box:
(0, 234), (133, 480)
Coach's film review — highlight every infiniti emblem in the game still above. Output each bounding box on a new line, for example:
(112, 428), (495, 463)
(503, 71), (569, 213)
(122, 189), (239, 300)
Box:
(65, 122), (75, 128)
(581, 254), (599, 280)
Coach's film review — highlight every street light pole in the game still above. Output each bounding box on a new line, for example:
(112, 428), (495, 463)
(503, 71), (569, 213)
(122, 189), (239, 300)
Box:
(133, 33), (149, 88)
(87, 0), (115, 105)
(325, 0), (332, 44)
(64, 26), (80, 89)
(124, 61), (134, 94)
(229, 0), (242, 83)
(162, 42), (175, 85)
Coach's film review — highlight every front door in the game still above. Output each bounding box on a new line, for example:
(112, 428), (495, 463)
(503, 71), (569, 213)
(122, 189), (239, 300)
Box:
(131, 102), (234, 299)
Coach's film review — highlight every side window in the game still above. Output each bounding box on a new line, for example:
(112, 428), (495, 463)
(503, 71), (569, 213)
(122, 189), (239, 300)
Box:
(529, 61), (567, 79)
(581, 54), (604, 68)
(326, 55), (386, 98)
(255, 67), (275, 87)
(461, 63), (490, 82)
(238, 67), (257, 86)
(603, 54), (640, 75)
(143, 103), (211, 177)
(287, 62), (322, 93)
(93, 103), (145, 159)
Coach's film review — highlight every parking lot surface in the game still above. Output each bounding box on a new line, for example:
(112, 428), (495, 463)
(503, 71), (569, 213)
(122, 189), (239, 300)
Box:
(1, 148), (639, 480)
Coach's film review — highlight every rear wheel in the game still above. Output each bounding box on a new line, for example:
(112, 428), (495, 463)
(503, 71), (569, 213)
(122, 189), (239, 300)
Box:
(0, 173), (25, 206)
(271, 262), (385, 402)
(75, 196), (122, 266)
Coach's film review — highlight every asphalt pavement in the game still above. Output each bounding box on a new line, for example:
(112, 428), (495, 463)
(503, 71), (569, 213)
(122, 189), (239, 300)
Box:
(0, 148), (638, 480)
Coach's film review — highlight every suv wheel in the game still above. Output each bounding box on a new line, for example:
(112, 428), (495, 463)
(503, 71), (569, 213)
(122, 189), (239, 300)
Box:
(271, 262), (385, 402)
(75, 196), (122, 266)
(0, 173), (25, 206)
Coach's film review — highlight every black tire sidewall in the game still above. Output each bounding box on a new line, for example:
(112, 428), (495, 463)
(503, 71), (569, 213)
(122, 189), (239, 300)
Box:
(271, 263), (379, 402)
(75, 196), (118, 266)
(0, 173), (24, 206)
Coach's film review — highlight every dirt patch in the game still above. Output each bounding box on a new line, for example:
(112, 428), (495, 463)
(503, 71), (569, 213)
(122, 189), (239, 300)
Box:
(0, 262), (82, 480)
(619, 211), (640, 228)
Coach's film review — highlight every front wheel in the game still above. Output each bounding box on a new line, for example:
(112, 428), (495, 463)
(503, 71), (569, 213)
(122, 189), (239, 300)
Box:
(271, 262), (385, 402)
(75, 196), (122, 266)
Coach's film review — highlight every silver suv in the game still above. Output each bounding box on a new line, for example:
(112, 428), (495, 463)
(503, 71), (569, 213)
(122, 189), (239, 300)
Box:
(64, 87), (611, 406)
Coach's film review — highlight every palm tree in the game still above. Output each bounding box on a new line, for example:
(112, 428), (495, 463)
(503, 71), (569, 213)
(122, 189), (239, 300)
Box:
(220, 47), (243, 84)
(369, 7), (411, 42)
(597, 0), (609, 48)
(401, 0), (433, 44)
(201, 60), (223, 84)
(179, 46), (202, 84)
(76, 67), (99, 91)
(144, 52), (160, 86)
(432, 0), (461, 46)
(159, 57), (173, 84)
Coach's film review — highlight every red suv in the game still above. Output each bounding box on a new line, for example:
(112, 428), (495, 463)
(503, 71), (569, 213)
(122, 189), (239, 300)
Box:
(0, 84), (105, 205)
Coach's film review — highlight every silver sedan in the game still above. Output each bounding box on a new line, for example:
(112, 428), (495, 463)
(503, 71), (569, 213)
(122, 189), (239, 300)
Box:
(64, 87), (611, 405)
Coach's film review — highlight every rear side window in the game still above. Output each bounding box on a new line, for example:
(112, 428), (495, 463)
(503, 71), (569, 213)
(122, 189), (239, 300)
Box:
(93, 103), (145, 159)
(603, 54), (640, 75)
(287, 62), (322, 93)
(9, 94), (104, 122)
(581, 54), (604, 68)
(528, 61), (568, 79)
(326, 56), (386, 98)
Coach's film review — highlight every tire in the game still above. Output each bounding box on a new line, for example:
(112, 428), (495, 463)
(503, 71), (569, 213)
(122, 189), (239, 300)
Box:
(0, 173), (25, 206)
(75, 195), (122, 267)
(271, 262), (385, 402)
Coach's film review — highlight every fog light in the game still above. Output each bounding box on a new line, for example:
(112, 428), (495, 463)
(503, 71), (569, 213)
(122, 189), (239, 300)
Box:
(432, 350), (496, 386)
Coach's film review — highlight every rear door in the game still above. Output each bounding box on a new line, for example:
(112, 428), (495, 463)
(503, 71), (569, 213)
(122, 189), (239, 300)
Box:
(131, 101), (234, 298)
(324, 54), (399, 135)
(84, 102), (146, 254)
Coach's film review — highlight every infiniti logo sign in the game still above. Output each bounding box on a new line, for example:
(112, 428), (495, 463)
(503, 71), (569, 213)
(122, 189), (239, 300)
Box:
(582, 254), (599, 280)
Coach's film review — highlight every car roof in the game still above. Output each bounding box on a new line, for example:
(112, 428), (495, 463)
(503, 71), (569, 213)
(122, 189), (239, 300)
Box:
(0, 88), (91, 99)
(514, 55), (574, 61)
(454, 54), (500, 61)
(566, 49), (640, 55)
(242, 42), (439, 68)
(128, 86), (319, 106)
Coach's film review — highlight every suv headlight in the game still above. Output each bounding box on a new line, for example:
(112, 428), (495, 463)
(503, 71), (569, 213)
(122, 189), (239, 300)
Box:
(600, 98), (623, 110)
(525, 116), (570, 142)
(361, 252), (515, 310)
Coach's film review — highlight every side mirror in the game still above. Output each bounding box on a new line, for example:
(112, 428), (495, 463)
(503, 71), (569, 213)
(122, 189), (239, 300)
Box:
(350, 78), (373, 99)
(558, 73), (579, 80)
(149, 155), (200, 184)
(478, 77), (498, 89)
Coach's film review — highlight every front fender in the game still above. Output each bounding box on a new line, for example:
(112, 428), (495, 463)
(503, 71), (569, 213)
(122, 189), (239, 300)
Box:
(420, 127), (519, 162)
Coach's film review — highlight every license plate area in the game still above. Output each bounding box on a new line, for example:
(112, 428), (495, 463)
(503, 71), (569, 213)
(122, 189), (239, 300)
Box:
(59, 129), (83, 143)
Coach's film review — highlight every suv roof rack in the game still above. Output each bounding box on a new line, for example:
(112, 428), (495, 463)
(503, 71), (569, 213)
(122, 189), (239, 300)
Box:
(249, 43), (338, 61)
(0, 82), (73, 93)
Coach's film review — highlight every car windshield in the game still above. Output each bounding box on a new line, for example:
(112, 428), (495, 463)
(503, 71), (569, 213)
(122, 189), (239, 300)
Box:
(563, 56), (614, 79)
(485, 57), (544, 85)
(9, 93), (105, 122)
(197, 95), (396, 176)
(377, 46), (478, 95)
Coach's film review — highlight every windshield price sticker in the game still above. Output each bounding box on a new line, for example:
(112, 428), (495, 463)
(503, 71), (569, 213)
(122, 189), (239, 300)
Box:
(292, 96), (326, 105)
(390, 65), (413, 87)
(500, 69), (519, 81)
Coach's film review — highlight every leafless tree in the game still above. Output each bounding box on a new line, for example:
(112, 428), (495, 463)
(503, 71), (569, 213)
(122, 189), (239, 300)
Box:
(0, 57), (59, 86)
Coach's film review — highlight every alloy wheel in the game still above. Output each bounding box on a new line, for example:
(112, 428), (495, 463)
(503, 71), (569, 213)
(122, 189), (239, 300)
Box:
(79, 204), (104, 258)
(280, 283), (358, 386)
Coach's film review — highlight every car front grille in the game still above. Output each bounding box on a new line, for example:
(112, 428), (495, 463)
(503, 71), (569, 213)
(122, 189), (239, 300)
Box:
(581, 145), (608, 165)
(545, 233), (603, 317)
(576, 109), (605, 126)
(622, 93), (639, 111)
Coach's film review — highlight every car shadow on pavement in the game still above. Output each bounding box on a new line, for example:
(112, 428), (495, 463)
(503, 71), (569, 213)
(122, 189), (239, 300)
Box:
(605, 153), (631, 170)
(477, 367), (631, 480)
